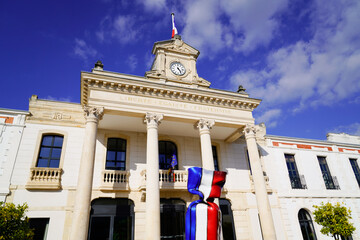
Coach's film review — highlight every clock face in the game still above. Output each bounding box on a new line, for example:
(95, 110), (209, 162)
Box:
(170, 62), (186, 76)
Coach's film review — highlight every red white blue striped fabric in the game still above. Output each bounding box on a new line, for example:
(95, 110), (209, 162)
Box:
(186, 167), (226, 240)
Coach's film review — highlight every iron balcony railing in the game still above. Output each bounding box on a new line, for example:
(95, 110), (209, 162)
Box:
(322, 173), (340, 190)
(289, 174), (307, 189)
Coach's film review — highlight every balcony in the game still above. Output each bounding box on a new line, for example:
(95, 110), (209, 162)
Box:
(289, 174), (307, 189)
(323, 174), (340, 190)
(140, 169), (188, 190)
(100, 170), (130, 191)
(26, 168), (63, 190)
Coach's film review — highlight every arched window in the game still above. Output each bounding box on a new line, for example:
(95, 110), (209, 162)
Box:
(36, 135), (64, 168)
(106, 138), (127, 170)
(298, 209), (317, 240)
(159, 141), (178, 170)
(88, 198), (134, 240)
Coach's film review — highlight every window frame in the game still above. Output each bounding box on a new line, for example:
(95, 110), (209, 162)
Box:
(31, 130), (68, 169)
(317, 156), (336, 189)
(284, 154), (304, 189)
(298, 208), (317, 240)
(103, 133), (130, 171)
(158, 140), (179, 170)
(212, 143), (221, 171)
(349, 158), (360, 188)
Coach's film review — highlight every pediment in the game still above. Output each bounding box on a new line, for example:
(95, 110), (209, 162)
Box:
(152, 38), (200, 58)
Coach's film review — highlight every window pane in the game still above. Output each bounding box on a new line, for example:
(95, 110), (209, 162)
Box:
(117, 152), (126, 160)
(51, 148), (61, 159)
(39, 147), (51, 158)
(29, 218), (49, 240)
(37, 159), (48, 167)
(107, 138), (117, 150)
(42, 136), (53, 146)
(159, 141), (178, 170)
(89, 217), (111, 240)
(106, 161), (116, 169)
(49, 159), (60, 168)
(117, 139), (126, 151)
(53, 136), (63, 147)
(113, 216), (132, 240)
(106, 151), (116, 160)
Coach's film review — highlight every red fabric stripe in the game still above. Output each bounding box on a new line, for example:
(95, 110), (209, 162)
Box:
(172, 29), (175, 38)
(208, 171), (226, 199)
(207, 202), (219, 240)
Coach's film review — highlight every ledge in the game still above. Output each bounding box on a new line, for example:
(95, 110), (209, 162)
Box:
(25, 167), (63, 190)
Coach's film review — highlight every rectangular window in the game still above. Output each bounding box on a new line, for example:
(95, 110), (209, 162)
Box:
(317, 156), (336, 189)
(106, 138), (127, 170)
(212, 146), (219, 171)
(285, 154), (304, 189)
(37, 135), (63, 168)
(29, 218), (49, 240)
(350, 158), (360, 187)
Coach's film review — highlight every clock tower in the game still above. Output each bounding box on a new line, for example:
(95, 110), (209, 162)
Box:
(145, 35), (211, 88)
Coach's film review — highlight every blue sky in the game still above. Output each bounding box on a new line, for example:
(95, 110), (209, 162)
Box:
(1, 0), (360, 140)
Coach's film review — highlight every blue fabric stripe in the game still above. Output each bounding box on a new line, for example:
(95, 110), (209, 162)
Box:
(186, 200), (202, 240)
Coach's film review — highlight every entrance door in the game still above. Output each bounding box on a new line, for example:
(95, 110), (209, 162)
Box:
(160, 199), (185, 240)
(88, 198), (134, 240)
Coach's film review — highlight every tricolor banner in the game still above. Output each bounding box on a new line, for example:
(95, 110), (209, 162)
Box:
(171, 13), (178, 38)
(186, 167), (227, 240)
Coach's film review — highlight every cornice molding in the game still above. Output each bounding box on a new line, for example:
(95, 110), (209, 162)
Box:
(81, 73), (261, 112)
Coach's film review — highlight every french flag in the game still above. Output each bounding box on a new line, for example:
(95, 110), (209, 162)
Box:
(171, 13), (178, 38)
(186, 167), (227, 240)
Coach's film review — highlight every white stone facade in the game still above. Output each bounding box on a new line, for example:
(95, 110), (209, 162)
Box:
(0, 108), (28, 202)
(4, 36), (360, 240)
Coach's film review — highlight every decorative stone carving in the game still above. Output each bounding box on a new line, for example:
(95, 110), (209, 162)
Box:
(144, 112), (163, 127)
(244, 124), (256, 137)
(196, 119), (215, 131)
(83, 106), (104, 121)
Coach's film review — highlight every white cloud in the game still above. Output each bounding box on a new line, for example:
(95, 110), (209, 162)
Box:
(256, 109), (282, 128)
(73, 38), (97, 62)
(140, 0), (166, 11)
(231, 0), (360, 120)
(182, 0), (288, 55)
(45, 96), (73, 102)
(329, 122), (360, 136)
(126, 54), (138, 71)
(96, 15), (138, 44)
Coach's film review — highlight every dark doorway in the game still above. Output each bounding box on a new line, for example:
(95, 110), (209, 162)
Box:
(160, 199), (185, 239)
(88, 198), (134, 240)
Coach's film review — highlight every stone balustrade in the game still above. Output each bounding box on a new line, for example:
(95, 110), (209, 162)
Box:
(100, 170), (129, 191)
(140, 169), (188, 190)
(26, 167), (63, 190)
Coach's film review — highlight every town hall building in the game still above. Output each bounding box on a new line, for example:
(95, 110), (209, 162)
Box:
(2, 35), (360, 240)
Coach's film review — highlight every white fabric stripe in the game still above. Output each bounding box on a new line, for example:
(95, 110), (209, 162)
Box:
(199, 169), (213, 200)
(195, 204), (208, 240)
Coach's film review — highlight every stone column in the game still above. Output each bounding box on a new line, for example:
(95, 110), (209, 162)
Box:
(196, 119), (215, 170)
(69, 106), (104, 240)
(244, 124), (276, 240)
(144, 112), (163, 240)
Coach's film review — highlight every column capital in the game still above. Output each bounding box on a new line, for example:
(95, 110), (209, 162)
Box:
(144, 112), (163, 128)
(196, 119), (215, 133)
(244, 124), (256, 138)
(83, 106), (104, 122)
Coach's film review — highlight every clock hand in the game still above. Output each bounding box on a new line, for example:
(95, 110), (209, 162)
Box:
(177, 67), (181, 72)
